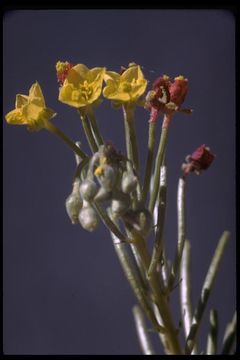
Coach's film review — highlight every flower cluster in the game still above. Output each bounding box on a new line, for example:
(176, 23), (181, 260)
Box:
(5, 60), (229, 356)
(66, 143), (152, 235)
(144, 75), (192, 123)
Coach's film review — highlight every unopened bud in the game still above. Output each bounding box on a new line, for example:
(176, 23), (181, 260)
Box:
(65, 179), (82, 224)
(94, 186), (112, 202)
(79, 179), (98, 201)
(111, 192), (130, 217)
(78, 202), (99, 232)
(65, 190), (83, 224)
(95, 164), (117, 191)
(121, 171), (138, 193)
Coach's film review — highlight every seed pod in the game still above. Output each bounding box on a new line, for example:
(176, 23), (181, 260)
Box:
(65, 190), (83, 224)
(79, 179), (98, 201)
(78, 202), (99, 232)
(121, 170), (138, 194)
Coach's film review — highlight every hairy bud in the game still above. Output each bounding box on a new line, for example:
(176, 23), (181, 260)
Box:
(78, 202), (99, 231)
(79, 179), (98, 201)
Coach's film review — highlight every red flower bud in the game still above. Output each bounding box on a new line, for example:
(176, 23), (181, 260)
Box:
(145, 74), (191, 123)
(169, 75), (188, 107)
(182, 144), (215, 176)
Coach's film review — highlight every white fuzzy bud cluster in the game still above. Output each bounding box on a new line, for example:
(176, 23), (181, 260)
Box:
(66, 144), (152, 236)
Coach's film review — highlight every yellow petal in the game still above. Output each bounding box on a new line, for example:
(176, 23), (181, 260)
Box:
(15, 94), (29, 109)
(22, 103), (43, 121)
(88, 67), (105, 83)
(5, 109), (26, 125)
(29, 82), (45, 107)
(103, 71), (120, 83)
(69, 64), (89, 83)
(59, 83), (87, 108)
(121, 65), (142, 82)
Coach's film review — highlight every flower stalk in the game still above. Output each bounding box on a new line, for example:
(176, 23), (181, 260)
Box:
(44, 120), (87, 159)
(148, 116), (170, 214)
(147, 165), (167, 279)
(142, 121), (156, 204)
(169, 176), (186, 290)
(122, 104), (139, 174)
(179, 240), (198, 353)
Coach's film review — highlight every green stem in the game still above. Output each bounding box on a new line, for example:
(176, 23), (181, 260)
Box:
(122, 104), (139, 173)
(185, 231), (230, 354)
(44, 121), (87, 159)
(133, 305), (156, 355)
(78, 111), (98, 153)
(93, 202), (126, 243)
(169, 177), (186, 290)
(206, 309), (218, 355)
(110, 225), (164, 333)
(221, 311), (236, 354)
(179, 240), (198, 354)
(142, 122), (156, 204)
(86, 108), (104, 147)
(148, 165), (167, 279)
(130, 231), (183, 354)
(148, 115), (171, 214)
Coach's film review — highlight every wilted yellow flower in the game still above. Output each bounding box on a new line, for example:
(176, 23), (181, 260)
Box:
(5, 82), (56, 131)
(103, 64), (148, 104)
(58, 64), (106, 108)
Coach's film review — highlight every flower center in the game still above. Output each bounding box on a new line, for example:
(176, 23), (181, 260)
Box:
(121, 82), (132, 92)
(79, 81), (93, 100)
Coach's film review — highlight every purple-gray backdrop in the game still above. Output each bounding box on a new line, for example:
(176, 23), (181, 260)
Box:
(3, 10), (235, 354)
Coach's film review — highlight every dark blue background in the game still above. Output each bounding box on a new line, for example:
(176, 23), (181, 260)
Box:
(3, 10), (235, 354)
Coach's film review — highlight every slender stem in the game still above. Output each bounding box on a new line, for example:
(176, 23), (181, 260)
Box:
(44, 121), (87, 159)
(110, 225), (164, 333)
(148, 165), (167, 279)
(74, 157), (90, 181)
(206, 309), (218, 355)
(122, 104), (139, 173)
(133, 305), (156, 355)
(86, 108), (104, 147)
(74, 141), (82, 165)
(185, 231), (230, 354)
(179, 240), (198, 353)
(93, 202), (127, 243)
(79, 112), (98, 153)
(130, 231), (183, 354)
(160, 249), (170, 290)
(169, 177), (186, 290)
(221, 311), (236, 354)
(148, 115), (171, 214)
(142, 122), (156, 204)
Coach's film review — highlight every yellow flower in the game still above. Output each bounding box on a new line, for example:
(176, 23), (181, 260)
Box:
(58, 64), (106, 108)
(5, 82), (56, 131)
(103, 64), (148, 104)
